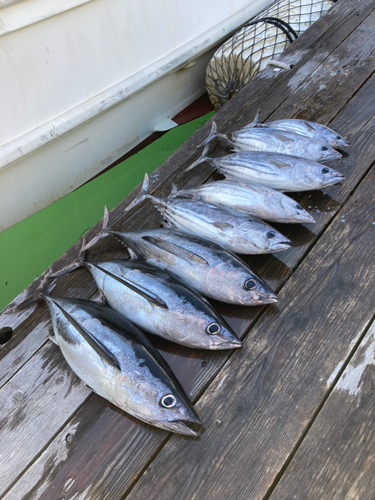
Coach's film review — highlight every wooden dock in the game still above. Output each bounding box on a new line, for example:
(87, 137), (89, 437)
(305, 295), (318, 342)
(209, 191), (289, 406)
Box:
(1, 1), (374, 498)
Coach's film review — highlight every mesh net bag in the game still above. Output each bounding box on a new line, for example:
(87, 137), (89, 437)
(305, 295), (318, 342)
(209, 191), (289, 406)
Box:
(206, 0), (335, 111)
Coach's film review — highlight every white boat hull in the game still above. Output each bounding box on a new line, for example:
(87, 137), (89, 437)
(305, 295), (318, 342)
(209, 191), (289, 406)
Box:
(0, 0), (273, 231)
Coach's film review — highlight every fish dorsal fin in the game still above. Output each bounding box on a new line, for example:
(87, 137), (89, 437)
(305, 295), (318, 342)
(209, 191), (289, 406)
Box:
(212, 222), (234, 229)
(54, 302), (121, 371)
(142, 236), (209, 266)
(270, 159), (291, 169)
(274, 133), (295, 143)
(94, 263), (169, 309)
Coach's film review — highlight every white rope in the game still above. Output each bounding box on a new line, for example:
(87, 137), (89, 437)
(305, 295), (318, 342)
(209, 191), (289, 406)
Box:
(266, 59), (291, 71)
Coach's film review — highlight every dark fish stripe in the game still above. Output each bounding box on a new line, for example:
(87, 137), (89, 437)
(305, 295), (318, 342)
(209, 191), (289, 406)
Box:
(142, 236), (209, 266)
(92, 263), (169, 310)
(53, 300), (121, 371)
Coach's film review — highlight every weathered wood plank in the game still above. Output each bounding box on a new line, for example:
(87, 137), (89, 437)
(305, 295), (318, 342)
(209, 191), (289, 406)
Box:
(0, 0), (371, 386)
(5, 100), (375, 499)
(124, 169), (375, 500)
(1, 3), (375, 499)
(0, 342), (90, 497)
(267, 320), (375, 500)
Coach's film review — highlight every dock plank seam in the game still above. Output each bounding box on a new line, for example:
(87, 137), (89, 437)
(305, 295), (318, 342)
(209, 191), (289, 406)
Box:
(262, 312), (375, 500)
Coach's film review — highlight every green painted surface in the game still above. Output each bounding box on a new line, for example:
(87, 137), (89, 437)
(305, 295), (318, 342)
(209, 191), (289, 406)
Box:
(0, 112), (214, 312)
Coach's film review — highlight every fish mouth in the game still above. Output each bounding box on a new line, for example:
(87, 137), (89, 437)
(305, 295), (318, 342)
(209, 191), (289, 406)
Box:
(331, 138), (349, 148)
(271, 239), (292, 251)
(157, 418), (202, 437)
(212, 337), (242, 350)
(297, 212), (316, 224)
(324, 151), (342, 161)
(259, 292), (278, 304)
(323, 173), (345, 186)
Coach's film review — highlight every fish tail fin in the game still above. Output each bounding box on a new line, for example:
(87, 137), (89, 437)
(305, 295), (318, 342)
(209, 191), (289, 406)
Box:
(82, 206), (112, 251)
(4, 267), (57, 314)
(198, 121), (226, 147)
(124, 173), (151, 213)
(185, 143), (211, 172)
(49, 239), (86, 278)
(244, 109), (261, 129)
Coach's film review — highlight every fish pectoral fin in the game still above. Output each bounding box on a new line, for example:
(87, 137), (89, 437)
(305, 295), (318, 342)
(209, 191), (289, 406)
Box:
(274, 133), (295, 143)
(304, 122), (316, 132)
(54, 302), (121, 371)
(270, 159), (291, 169)
(127, 247), (138, 260)
(92, 288), (106, 306)
(142, 236), (209, 266)
(212, 222), (233, 230)
(161, 220), (176, 229)
(94, 264), (169, 310)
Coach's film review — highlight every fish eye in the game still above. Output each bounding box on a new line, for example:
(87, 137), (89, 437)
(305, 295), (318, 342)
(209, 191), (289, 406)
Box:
(321, 146), (328, 151)
(206, 322), (221, 335)
(160, 394), (177, 408)
(296, 204), (303, 210)
(244, 278), (257, 290)
(267, 231), (275, 239)
(336, 135), (341, 139)
(321, 167), (329, 174)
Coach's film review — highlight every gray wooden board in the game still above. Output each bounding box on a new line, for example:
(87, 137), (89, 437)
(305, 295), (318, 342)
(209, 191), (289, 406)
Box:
(4, 99), (375, 499)
(267, 320), (375, 500)
(0, 0), (372, 386)
(0, 342), (91, 497)
(124, 167), (375, 500)
(0, 0), (374, 499)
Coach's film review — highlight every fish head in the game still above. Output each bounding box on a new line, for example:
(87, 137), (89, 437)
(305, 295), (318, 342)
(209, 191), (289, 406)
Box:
(166, 284), (242, 350)
(275, 193), (316, 224)
(309, 141), (342, 161)
(241, 219), (292, 253)
(242, 276), (278, 305)
(115, 371), (201, 436)
(206, 263), (278, 305)
(320, 131), (349, 149)
(303, 164), (345, 189)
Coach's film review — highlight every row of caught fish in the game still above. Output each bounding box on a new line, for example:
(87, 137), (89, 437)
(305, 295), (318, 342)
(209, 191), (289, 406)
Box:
(40, 113), (348, 436)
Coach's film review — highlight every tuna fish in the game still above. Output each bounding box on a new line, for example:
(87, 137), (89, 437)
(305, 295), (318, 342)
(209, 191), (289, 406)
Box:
(174, 179), (315, 224)
(44, 295), (201, 435)
(125, 174), (291, 254)
(186, 146), (344, 192)
(51, 251), (242, 350)
(246, 110), (349, 149)
(83, 207), (278, 306)
(201, 121), (342, 162)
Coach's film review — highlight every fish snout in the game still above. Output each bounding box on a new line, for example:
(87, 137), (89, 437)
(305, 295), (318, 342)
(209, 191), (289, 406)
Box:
(213, 336), (242, 350)
(271, 236), (292, 251)
(260, 291), (278, 304)
(298, 211), (316, 224)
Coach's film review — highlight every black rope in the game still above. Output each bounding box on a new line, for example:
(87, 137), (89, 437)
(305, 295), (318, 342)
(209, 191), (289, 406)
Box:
(243, 17), (299, 44)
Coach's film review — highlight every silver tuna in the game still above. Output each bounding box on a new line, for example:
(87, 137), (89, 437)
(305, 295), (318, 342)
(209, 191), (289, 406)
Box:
(126, 174), (291, 254)
(83, 208), (278, 306)
(187, 146), (344, 192)
(246, 110), (349, 149)
(202, 121), (342, 162)
(44, 295), (201, 436)
(175, 179), (315, 224)
(52, 256), (242, 350)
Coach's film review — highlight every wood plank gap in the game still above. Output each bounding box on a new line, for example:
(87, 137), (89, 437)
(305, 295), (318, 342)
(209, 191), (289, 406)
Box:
(261, 312), (375, 500)
(121, 161), (375, 500)
(325, 69), (375, 128)
(0, 394), (94, 500)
